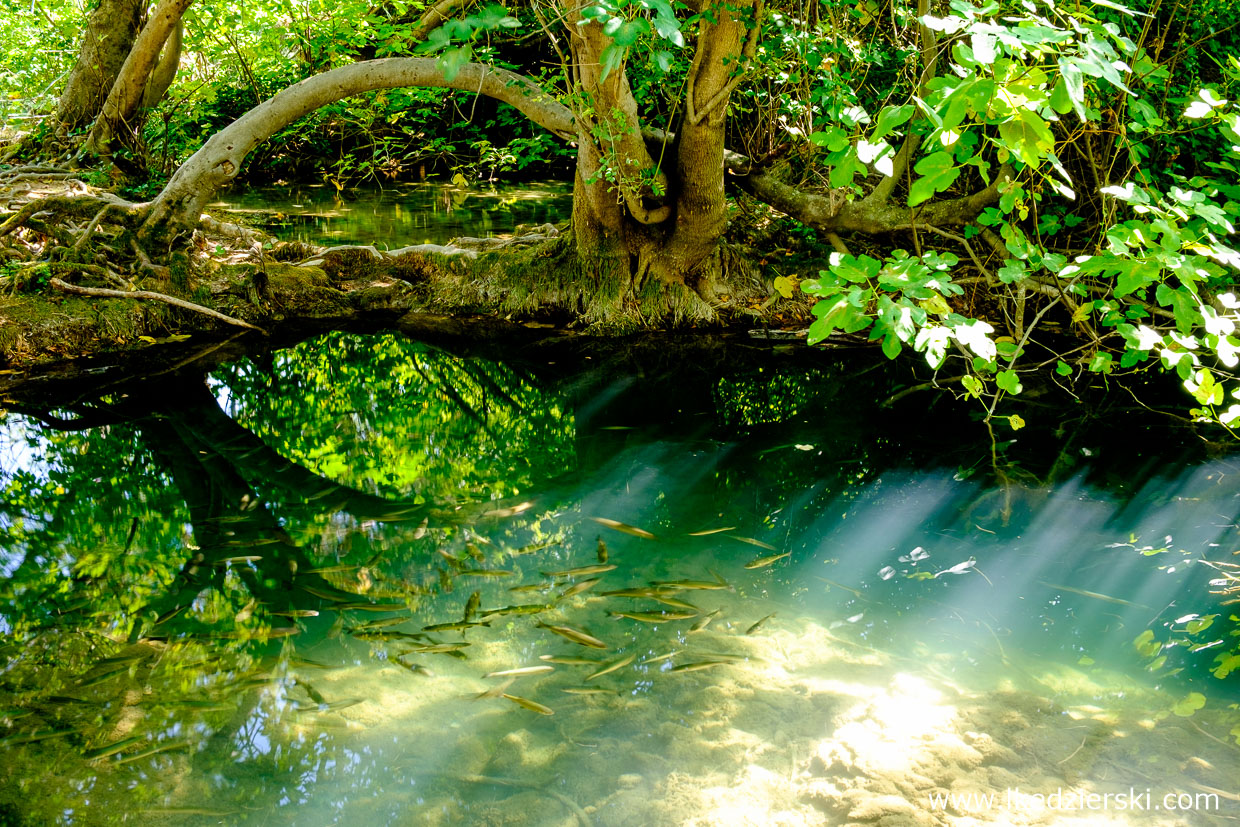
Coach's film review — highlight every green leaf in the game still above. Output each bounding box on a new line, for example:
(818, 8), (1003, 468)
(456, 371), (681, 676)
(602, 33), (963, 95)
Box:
(881, 333), (903, 359)
(961, 374), (984, 398)
(773, 276), (795, 298)
(872, 104), (914, 141)
(996, 370), (1023, 394)
(1088, 352), (1113, 373)
(1007, 414), (1025, 430)
(598, 43), (624, 80)
(1055, 360), (1072, 376)
(909, 151), (960, 206)
(1171, 692), (1206, 718)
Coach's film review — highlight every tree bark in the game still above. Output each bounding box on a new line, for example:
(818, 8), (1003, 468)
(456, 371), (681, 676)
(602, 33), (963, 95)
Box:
(87, 0), (195, 156)
(55, 0), (144, 134)
(137, 58), (575, 247)
(140, 19), (184, 111)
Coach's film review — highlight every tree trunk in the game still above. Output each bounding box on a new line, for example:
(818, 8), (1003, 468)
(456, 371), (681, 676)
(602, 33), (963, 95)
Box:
(87, 0), (195, 157)
(55, 0), (144, 134)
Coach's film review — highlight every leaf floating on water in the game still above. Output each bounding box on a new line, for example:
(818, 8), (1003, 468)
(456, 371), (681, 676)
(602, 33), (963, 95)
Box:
(687, 526), (735, 536)
(898, 546), (930, 563)
(877, 566), (896, 581)
(501, 693), (554, 715)
(933, 558), (976, 578)
(1171, 692), (1206, 717)
(589, 517), (656, 539)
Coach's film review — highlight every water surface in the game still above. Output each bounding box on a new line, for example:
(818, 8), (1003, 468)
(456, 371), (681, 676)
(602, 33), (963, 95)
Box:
(209, 181), (572, 248)
(1, 332), (1238, 826)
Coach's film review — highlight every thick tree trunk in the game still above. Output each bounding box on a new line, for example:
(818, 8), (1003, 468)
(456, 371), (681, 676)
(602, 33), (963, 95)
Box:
(87, 0), (194, 157)
(55, 0), (144, 133)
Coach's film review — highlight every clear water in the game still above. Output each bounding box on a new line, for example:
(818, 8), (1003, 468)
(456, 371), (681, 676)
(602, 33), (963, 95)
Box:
(208, 181), (573, 248)
(1, 331), (1238, 826)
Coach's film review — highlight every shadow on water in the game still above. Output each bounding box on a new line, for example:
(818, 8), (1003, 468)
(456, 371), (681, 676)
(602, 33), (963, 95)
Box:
(1, 330), (1239, 825)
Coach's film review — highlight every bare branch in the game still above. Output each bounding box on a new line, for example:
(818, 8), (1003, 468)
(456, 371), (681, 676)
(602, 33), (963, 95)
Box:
(49, 277), (268, 334)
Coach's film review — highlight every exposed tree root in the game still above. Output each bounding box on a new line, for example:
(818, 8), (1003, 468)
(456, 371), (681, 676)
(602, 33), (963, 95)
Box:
(49, 278), (268, 334)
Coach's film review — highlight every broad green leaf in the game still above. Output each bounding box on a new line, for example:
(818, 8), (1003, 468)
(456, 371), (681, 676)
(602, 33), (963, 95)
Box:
(996, 370), (1023, 394)
(1170, 692), (1206, 718)
(872, 104), (914, 141)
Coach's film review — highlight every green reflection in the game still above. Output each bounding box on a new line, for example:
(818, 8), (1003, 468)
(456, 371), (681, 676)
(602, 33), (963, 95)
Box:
(0, 333), (1238, 825)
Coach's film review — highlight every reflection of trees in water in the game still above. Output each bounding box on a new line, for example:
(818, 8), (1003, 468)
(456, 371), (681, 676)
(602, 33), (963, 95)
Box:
(0, 331), (1220, 821)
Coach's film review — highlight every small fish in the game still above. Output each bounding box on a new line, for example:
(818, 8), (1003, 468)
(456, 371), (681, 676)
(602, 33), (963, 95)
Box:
(400, 662), (435, 678)
(113, 740), (190, 764)
(509, 540), (559, 556)
(649, 578), (729, 591)
(501, 693), (554, 715)
(586, 653), (635, 681)
(299, 584), (358, 602)
(457, 569), (516, 578)
(482, 502), (534, 518)
(670, 660), (730, 673)
(596, 537), (609, 564)
(404, 642), (471, 654)
(745, 613), (776, 635)
(542, 564), (617, 578)
(437, 548), (464, 565)
(687, 526), (736, 536)
(214, 556), (264, 566)
(349, 630), (424, 641)
(412, 517), (429, 539)
(1037, 580), (1149, 608)
(484, 665), (556, 678)
(689, 609), (721, 632)
(478, 603), (552, 616)
(648, 594), (699, 611)
(0, 729), (74, 747)
(539, 654), (603, 665)
(82, 735), (146, 760)
(264, 626), (301, 638)
(463, 591), (481, 621)
(639, 651), (680, 664)
(744, 551), (791, 569)
(557, 578), (602, 600)
(697, 651), (746, 662)
(464, 543), (485, 562)
(271, 609), (320, 618)
(338, 602), (408, 611)
(317, 699), (362, 712)
(422, 620), (491, 633)
(561, 686), (615, 695)
(536, 622), (608, 649)
(730, 535), (778, 551)
(295, 679), (325, 705)
(354, 616), (410, 630)
(610, 610), (698, 623)
(474, 678), (516, 699)
(306, 565), (361, 575)
(589, 517), (656, 539)
(508, 583), (555, 593)
(601, 587), (677, 598)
